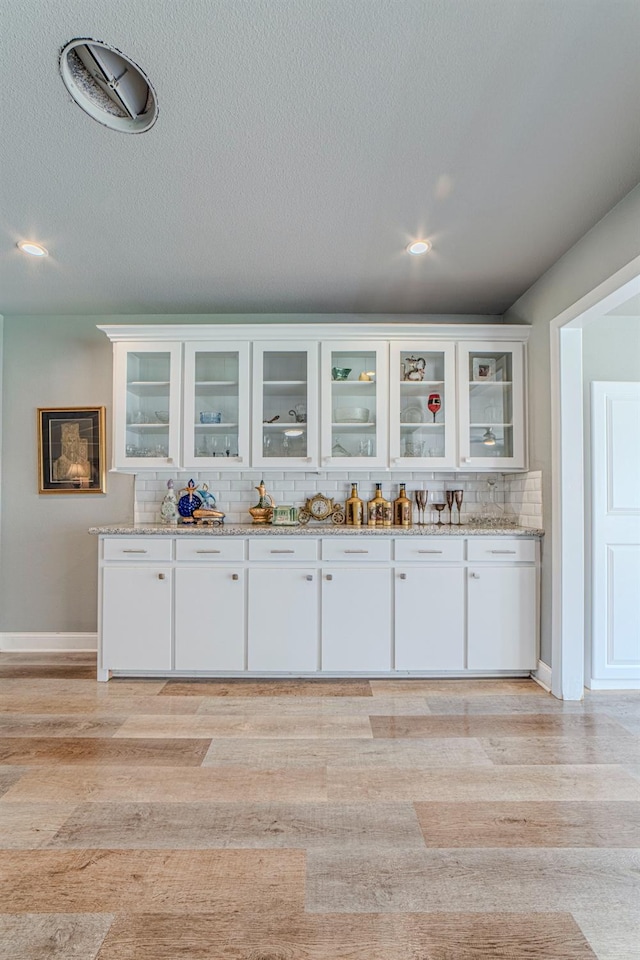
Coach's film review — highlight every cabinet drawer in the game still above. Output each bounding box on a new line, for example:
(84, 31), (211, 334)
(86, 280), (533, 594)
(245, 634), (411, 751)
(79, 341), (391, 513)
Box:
(394, 538), (464, 562)
(103, 538), (173, 562)
(467, 538), (537, 562)
(322, 538), (391, 562)
(176, 538), (245, 562)
(248, 538), (318, 561)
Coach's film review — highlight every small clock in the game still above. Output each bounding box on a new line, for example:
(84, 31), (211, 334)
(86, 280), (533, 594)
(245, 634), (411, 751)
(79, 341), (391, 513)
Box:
(298, 493), (345, 525)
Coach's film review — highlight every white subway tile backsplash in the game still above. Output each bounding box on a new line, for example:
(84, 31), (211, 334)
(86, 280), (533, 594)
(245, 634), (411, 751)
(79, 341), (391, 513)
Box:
(133, 468), (543, 528)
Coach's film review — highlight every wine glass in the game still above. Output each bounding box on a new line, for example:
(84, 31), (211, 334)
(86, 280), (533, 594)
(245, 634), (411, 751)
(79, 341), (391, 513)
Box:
(433, 502), (446, 525)
(445, 489), (455, 524)
(427, 393), (441, 423)
(414, 489), (428, 525)
(224, 434), (232, 457)
(454, 489), (464, 524)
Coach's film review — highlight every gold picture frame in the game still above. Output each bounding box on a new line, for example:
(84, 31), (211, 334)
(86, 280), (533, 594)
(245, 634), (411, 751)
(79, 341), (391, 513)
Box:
(37, 407), (106, 494)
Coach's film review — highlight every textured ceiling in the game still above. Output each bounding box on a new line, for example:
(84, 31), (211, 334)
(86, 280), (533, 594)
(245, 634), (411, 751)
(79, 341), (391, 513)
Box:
(1, 0), (639, 317)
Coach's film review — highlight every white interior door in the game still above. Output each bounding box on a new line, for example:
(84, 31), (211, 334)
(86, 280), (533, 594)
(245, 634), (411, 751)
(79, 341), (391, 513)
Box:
(591, 382), (640, 683)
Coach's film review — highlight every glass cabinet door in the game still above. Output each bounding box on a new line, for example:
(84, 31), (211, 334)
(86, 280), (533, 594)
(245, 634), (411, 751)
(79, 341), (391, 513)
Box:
(389, 342), (456, 468)
(320, 341), (388, 469)
(182, 342), (250, 469)
(458, 341), (526, 469)
(113, 342), (182, 469)
(252, 342), (319, 469)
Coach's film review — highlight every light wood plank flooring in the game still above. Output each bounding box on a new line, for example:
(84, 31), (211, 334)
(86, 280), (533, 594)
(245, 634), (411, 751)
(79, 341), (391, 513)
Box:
(0, 653), (638, 960)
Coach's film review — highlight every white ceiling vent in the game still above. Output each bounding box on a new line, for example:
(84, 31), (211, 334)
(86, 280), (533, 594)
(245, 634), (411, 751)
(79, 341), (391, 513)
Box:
(60, 39), (158, 133)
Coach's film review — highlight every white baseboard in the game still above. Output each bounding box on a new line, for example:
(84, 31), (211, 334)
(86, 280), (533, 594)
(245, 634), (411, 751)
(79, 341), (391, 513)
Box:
(531, 659), (552, 692)
(0, 632), (97, 652)
(585, 677), (640, 690)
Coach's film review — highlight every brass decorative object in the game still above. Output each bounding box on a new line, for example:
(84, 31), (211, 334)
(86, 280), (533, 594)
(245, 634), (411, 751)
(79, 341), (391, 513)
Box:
(368, 483), (391, 527)
(248, 479), (275, 524)
(393, 482), (412, 527)
(298, 493), (345, 525)
(345, 483), (364, 526)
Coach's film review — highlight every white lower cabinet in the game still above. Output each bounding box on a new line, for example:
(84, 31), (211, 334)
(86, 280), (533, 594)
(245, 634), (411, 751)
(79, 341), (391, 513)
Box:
(321, 567), (392, 671)
(395, 567), (465, 670)
(102, 565), (172, 671)
(175, 567), (245, 671)
(248, 567), (319, 671)
(467, 565), (537, 670)
(98, 535), (539, 678)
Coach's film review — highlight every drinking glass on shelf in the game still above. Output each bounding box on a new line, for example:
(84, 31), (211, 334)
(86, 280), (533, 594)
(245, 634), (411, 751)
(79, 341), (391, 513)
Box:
(414, 489), (428, 525)
(454, 489), (464, 524)
(224, 434), (232, 457)
(263, 434), (271, 456)
(445, 489), (455, 524)
(358, 438), (372, 457)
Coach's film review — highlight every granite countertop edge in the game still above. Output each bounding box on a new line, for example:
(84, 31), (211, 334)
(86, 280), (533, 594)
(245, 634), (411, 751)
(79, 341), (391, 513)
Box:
(89, 523), (544, 538)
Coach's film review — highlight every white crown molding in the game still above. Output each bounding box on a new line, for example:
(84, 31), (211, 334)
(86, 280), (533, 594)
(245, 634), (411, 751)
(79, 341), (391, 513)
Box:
(0, 632), (97, 652)
(98, 321), (530, 343)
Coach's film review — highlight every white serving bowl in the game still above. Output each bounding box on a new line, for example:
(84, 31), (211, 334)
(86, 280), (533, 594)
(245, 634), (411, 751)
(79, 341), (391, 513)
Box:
(334, 406), (370, 423)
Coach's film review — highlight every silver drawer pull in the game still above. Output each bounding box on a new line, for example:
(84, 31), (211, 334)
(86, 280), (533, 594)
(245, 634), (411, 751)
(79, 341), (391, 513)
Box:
(326, 574), (333, 581)
(271, 549), (295, 554)
(470, 572), (480, 579)
(196, 549), (221, 554)
(418, 549), (443, 554)
(489, 549), (517, 554)
(306, 575), (313, 581)
(123, 549), (147, 554)
(399, 573), (407, 580)
(344, 549), (368, 554)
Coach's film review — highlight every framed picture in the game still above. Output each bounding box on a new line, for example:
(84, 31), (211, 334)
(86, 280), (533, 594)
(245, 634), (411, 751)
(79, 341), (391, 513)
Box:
(37, 407), (106, 494)
(472, 358), (496, 382)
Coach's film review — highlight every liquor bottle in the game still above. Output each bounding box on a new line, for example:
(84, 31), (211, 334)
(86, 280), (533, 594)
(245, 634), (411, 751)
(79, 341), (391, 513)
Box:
(393, 483), (412, 527)
(368, 482), (385, 526)
(345, 482), (364, 526)
(380, 488), (393, 527)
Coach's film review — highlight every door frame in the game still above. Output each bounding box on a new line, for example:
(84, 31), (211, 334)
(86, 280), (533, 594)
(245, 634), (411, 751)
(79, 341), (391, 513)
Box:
(550, 256), (640, 699)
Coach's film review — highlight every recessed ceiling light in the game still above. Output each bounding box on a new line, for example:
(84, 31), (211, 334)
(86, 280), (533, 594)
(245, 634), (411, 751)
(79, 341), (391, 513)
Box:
(406, 240), (432, 256)
(60, 38), (158, 134)
(17, 241), (48, 257)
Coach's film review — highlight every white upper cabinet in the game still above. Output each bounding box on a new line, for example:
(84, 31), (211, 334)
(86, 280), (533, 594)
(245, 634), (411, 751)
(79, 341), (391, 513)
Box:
(389, 342), (457, 469)
(457, 341), (526, 470)
(101, 324), (529, 473)
(182, 342), (250, 470)
(113, 341), (182, 470)
(320, 341), (388, 469)
(251, 341), (319, 469)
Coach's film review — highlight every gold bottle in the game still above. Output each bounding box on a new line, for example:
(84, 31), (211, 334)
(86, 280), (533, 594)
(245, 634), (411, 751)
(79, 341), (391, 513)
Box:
(345, 482), (364, 526)
(367, 482), (384, 526)
(368, 483), (391, 527)
(393, 482), (412, 527)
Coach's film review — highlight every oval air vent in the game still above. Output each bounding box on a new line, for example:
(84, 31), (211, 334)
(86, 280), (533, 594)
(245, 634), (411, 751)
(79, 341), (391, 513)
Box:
(60, 38), (158, 134)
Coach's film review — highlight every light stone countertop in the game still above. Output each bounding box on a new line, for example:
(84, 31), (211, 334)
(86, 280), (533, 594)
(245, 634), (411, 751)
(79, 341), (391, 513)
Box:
(89, 522), (543, 538)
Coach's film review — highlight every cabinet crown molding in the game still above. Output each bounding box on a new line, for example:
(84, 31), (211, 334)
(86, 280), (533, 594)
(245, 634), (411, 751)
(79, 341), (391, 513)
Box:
(98, 322), (530, 342)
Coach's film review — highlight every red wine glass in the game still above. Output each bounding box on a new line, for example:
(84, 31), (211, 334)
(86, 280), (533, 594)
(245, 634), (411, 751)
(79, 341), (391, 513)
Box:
(427, 393), (441, 423)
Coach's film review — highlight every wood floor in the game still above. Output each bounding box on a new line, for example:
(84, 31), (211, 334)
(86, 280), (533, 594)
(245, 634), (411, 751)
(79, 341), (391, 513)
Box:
(0, 653), (638, 959)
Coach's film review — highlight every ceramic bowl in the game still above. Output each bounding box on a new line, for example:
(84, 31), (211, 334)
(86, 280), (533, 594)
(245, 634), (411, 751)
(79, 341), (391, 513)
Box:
(155, 410), (170, 423)
(331, 367), (352, 381)
(334, 406), (370, 423)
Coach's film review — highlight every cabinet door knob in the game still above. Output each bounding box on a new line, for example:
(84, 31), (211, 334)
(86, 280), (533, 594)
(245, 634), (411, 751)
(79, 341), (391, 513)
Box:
(326, 574), (333, 581)
(469, 572), (480, 579)
(231, 573), (239, 581)
(158, 573), (166, 580)
(399, 572), (407, 580)
(306, 574), (313, 581)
